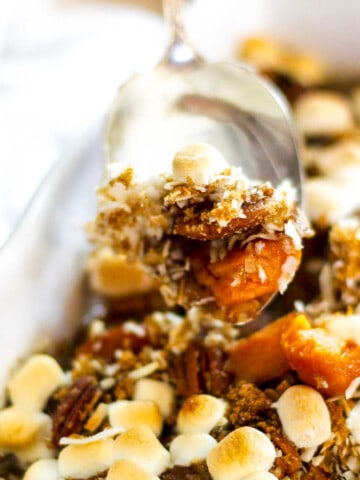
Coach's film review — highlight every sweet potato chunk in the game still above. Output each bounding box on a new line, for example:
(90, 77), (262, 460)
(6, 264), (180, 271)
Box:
(281, 314), (360, 397)
(192, 237), (301, 308)
(226, 312), (300, 383)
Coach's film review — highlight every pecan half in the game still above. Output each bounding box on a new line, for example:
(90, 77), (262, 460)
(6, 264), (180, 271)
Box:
(168, 341), (233, 397)
(51, 375), (102, 447)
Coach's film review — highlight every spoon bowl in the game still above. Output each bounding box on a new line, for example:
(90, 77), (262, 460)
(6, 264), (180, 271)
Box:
(105, 0), (303, 198)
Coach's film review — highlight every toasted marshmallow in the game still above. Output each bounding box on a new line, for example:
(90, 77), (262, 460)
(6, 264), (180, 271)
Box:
(113, 425), (170, 476)
(315, 313), (360, 344)
(14, 414), (53, 463)
(8, 354), (64, 412)
(87, 248), (156, 298)
(108, 400), (163, 437)
(133, 379), (175, 418)
(23, 459), (59, 480)
(206, 426), (276, 480)
(0, 407), (49, 449)
(294, 91), (354, 137)
(285, 53), (325, 85)
(177, 394), (227, 434)
(170, 433), (217, 466)
(106, 459), (159, 480)
(305, 179), (354, 227)
(241, 37), (284, 71)
(58, 439), (114, 479)
(275, 385), (331, 448)
(172, 143), (227, 186)
(243, 472), (278, 480)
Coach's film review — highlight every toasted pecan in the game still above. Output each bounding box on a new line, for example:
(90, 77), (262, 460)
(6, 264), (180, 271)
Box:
(168, 341), (233, 397)
(51, 375), (102, 447)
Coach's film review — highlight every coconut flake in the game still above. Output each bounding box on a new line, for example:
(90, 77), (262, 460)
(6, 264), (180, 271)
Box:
(59, 427), (124, 446)
(128, 361), (159, 379)
(345, 376), (360, 399)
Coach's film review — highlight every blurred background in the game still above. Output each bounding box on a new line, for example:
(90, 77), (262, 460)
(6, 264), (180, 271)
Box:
(1, 0), (359, 248)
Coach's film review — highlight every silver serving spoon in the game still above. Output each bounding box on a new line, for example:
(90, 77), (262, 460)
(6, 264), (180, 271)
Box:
(105, 0), (303, 198)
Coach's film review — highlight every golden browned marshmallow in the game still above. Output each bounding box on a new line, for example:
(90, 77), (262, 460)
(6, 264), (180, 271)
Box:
(8, 354), (64, 412)
(315, 313), (360, 344)
(294, 91), (354, 137)
(133, 379), (175, 418)
(206, 426), (276, 480)
(23, 459), (59, 480)
(0, 407), (49, 449)
(58, 439), (114, 479)
(172, 143), (227, 186)
(305, 179), (352, 227)
(243, 472), (278, 480)
(241, 37), (284, 71)
(177, 394), (227, 434)
(352, 85), (360, 121)
(170, 433), (217, 466)
(108, 400), (163, 437)
(106, 459), (159, 480)
(87, 248), (156, 298)
(285, 53), (325, 85)
(113, 426), (170, 476)
(275, 385), (331, 448)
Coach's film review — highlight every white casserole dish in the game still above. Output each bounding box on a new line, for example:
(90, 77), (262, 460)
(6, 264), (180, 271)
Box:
(0, 0), (359, 403)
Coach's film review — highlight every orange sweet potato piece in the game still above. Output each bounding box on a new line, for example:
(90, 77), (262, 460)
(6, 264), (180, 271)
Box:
(226, 312), (302, 384)
(281, 314), (360, 397)
(192, 237), (301, 308)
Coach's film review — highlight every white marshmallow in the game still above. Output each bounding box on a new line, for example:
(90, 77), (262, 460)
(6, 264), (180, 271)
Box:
(295, 91), (354, 136)
(315, 313), (360, 344)
(8, 354), (64, 412)
(14, 415), (54, 463)
(133, 379), (175, 418)
(305, 178), (355, 227)
(170, 433), (217, 466)
(0, 407), (49, 449)
(172, 143), (227, 185)
(23, 459), (59, 480)
(243, 473), (278, 480)
(106, 459), (159, 480)
(177, 394), (227, 434)
(108, 400), (163, 437)
(206, 426), (276, 480)
(275, 385), (331, 449)
(58, 439), (114, 479)
(113, 425), (170, 476)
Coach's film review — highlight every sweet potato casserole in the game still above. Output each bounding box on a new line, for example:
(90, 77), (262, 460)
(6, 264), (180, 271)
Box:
(2, 39), (360, 480)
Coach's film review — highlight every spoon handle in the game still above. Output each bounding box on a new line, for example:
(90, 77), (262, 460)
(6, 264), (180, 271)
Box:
(161, 0), (202, 66)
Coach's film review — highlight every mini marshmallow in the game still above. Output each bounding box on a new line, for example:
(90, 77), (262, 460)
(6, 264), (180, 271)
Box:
(206, 426), (276, 480)
(23, 459), (59, 480)
(8, 354), (64, 412)
(172, 143), (227, 186)
(275, 385), (331, 449)
(14, 414), (54, 463)
(0, 407), (49, 449)
(58, 439), (114, 479)
(294, 91), (354, 137)
(305, 179), (354, 227)
(113, 425), (170, 476)
(243, 472), (278, 480)
(87, 248), (156, 298)
(177, 394), (227, 434)
(241, 37), (284, 71)
(108, 400), (163, 437)
(106, 459), (159, 480)
(170, 433), (217, 466)
(315, 313), (360, 344)
(133, 379), (175, 418)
